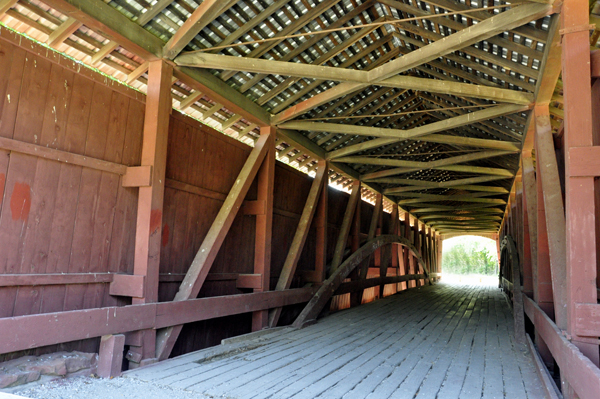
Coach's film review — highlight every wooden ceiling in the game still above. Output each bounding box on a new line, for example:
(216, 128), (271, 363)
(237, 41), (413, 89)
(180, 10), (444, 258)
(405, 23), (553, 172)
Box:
(0, 0), (566, 235)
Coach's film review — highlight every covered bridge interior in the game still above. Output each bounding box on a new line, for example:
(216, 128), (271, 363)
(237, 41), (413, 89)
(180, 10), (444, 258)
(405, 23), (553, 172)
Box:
(0, 0), (598, 397)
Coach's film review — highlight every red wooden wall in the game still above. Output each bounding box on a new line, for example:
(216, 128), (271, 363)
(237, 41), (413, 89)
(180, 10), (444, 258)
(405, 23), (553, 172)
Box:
(0, 33), (386, 360)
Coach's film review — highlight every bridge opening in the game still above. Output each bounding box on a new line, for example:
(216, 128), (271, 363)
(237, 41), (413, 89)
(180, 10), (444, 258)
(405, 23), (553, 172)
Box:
(441, 236), (499, 286)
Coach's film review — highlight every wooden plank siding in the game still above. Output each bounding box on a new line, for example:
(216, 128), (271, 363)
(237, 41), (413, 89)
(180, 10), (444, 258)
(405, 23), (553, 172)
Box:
(0, 31), (409, 361)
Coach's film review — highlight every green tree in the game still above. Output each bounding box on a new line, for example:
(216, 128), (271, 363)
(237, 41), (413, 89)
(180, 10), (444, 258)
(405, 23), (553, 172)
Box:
(442, 236), (498, 275)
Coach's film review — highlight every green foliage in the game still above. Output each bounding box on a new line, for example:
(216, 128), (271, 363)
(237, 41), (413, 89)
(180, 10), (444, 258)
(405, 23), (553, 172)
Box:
(442, 236), (498, 275)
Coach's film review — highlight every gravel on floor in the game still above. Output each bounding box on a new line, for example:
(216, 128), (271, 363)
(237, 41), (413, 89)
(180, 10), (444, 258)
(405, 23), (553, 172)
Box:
(12, 376), (214, 399)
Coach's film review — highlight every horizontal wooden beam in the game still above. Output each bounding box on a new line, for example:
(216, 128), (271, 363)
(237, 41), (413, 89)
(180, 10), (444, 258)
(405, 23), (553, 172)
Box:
(323, 105), (527, 159)
(0, 136), (128, 174)
(280, 104), (526, 140)
(333, 150), (511, 169)
(0, 273), (114, 287)
(380, 75), (533, 105)
(410, 205), (505, 213)
(175, 53), (532, 106)
(524, 296), (600, 399)
(397, 195), (506, 205)
(381, 183), (509, 194)
(0, 287), (317, 354)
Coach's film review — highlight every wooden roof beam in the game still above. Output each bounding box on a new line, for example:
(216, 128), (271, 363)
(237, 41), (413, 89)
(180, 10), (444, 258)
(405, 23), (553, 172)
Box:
(0, 0), (18, 15)
(219, 0), (344, 82)
(271, 3), (551, 124)
(47, 17), (82, 47)
(176, 52), (532, 106)
(311, 104), (528, 159)
(163, 0), (238, 59)
(410, 205), (505, 213)
(281, 104), (527, 142)
(333, 149), (512, 169)
(397, 195), (506, 205)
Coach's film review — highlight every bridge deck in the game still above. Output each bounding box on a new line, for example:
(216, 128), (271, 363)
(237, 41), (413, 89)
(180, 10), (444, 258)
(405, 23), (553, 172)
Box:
(128, 283), (547, 399)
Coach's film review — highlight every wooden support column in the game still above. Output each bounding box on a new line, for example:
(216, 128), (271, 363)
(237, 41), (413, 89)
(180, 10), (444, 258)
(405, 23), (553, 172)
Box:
(414, 220), (422, 286)
(532, 139), (556, 367)
(97, 335), (125, 378)
(520, 173), (534, 297)
(561, 0), (600, 371)
(155, 130), (273, 361)
(534, 105), (568, 330)
(268, 160), (326, 328)
(129, 60), (172, 367)
(380, 204), (398, 296)
(359, 193), (382, 280)
(523, 160), (552, 364)
(330, 181), (360, 275)
(349, 192), (362, 307)
(403, 213), (414, 288)
(314, 164), (329, 283)
(252, 127), (276, 332)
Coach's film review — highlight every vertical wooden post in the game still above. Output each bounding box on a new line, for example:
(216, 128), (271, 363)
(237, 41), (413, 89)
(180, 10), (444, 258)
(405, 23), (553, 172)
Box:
(561, 0), (600, 370)
(414, 220), (422, 286)
(359, 193), (382, 280)
(380, 204), (398, 296)
(98, 334), (125, 378)
(520, 172), (534, 297)
(130, 60), (172, 366)
(350, 192), (362, 307)
(314, 164), (329, 283)
(252, 126), (275, 332)
(403, 212), (414, 288)
(437, 235), (443, 277)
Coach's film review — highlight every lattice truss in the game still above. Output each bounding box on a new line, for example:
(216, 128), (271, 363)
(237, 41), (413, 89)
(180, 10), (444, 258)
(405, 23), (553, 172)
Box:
(0, 0), (565, 234)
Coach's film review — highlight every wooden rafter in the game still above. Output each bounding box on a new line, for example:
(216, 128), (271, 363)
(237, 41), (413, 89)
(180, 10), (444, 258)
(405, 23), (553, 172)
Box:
(271, 3), (551, 124)
(163, 0), (238, 59)
(321, 104), (527, 159)
(176, 53), (532, 106)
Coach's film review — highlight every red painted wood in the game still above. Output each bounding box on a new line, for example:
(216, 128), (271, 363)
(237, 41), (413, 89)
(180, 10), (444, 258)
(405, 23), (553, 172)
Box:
(97, 334), (125, 378)
(562, 0), (600, 369)
(567, 146), (600, 177)
(574, 303), (600, 337)
(524, 296), (600, 399)
(253, 129), (275, 330)
(0, 287), (316, 355)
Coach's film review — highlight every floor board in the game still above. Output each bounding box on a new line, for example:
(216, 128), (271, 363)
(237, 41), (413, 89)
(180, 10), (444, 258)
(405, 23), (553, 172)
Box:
(128, 282), (547, 399)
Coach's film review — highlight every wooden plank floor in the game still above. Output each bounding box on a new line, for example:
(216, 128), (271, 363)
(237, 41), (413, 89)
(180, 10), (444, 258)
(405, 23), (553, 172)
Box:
(128, 282), (547, 399)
